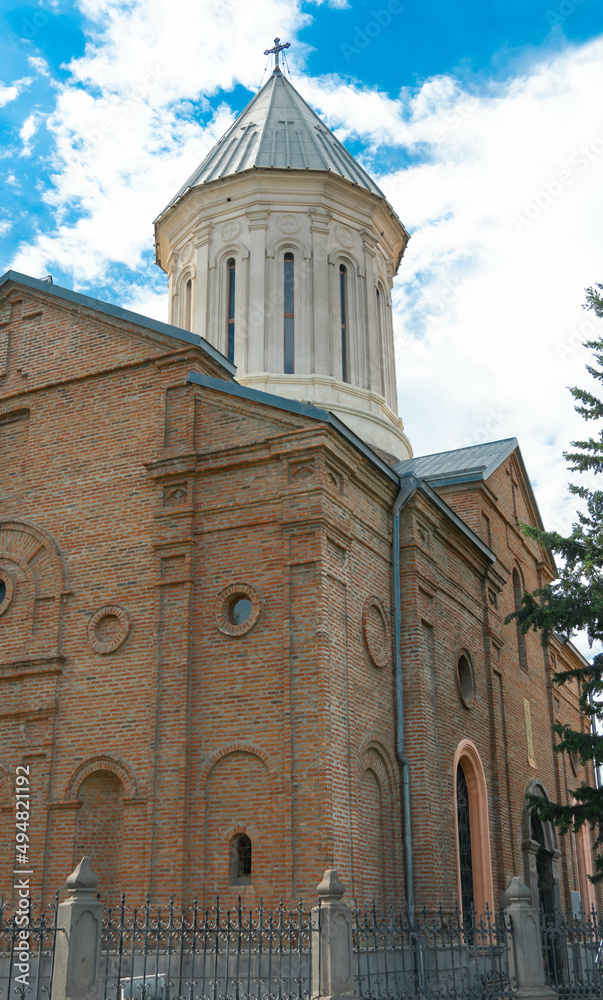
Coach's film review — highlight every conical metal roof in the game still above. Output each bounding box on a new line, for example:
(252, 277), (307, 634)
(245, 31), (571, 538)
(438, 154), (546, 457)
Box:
(163, 68), (386, 212)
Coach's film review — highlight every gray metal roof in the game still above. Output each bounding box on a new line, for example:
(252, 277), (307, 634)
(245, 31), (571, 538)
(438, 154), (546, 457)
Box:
(162, 68), (386, 213)
(395, 438), (520, 486)
(0, 271), (235, 375)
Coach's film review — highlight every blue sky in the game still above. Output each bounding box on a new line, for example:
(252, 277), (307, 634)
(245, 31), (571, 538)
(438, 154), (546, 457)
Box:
(1, 1), (603, 653)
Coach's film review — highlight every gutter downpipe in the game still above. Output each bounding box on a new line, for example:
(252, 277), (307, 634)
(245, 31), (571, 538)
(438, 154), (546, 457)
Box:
(392, 473), (418, 921)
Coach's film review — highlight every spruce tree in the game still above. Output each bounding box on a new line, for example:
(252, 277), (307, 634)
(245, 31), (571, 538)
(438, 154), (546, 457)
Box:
(511, 283), (603, 882)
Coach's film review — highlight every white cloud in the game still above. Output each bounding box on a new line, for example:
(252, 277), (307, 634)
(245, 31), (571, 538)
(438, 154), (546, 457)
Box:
(305, 38), (603, 539)
(28, 56), (51, 77)
(20, 113), (42, 155)
(0, 84), (19, 107)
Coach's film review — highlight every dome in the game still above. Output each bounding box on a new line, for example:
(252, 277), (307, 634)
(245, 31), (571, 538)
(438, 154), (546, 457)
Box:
(159, 67), (388, 217)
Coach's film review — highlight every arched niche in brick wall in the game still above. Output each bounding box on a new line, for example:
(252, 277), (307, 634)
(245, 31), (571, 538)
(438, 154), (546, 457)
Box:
(193, 745), (277, 904)
(74, 769), (125, 902)
(0, 519), (67, 662)
(355, 741), (398, 909)
(65, 756), (140, 902)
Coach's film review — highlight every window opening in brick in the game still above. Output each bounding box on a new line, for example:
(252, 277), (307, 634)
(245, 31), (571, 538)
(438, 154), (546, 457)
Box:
(0, 580), (5, 605)
(339, 264), (349, 382)
(184, 279), (192, 331)
(227, 258), (236, 363)
(284, 253), (294, 374)
(513, 568), (528, 671)
(231, 833), (252, 883)
(456, 762), (474, 931)
(229, 597), (252, 626)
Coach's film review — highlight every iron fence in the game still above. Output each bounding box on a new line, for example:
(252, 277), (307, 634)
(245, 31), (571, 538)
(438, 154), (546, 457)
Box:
(542, 908), (603, 998)
(0, 895), (59, 1000)
(353, 904), (515, 1000)
(100, 896), (317, 1000)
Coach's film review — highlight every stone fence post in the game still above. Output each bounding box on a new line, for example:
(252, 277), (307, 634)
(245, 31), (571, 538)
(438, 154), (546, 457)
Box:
(504, 876), (557, 1000)
(311, 870), (361, 1000)
(51, 857), (103, 1000)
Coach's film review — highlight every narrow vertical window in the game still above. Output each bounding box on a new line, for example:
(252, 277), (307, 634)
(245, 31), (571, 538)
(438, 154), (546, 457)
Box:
(376, 287), (382, 339)
(227, 258), (236, 363)
(457, 763), (475, 928)
(340, 264), (348, 382)
(184, 279), (192, 332)
(513, 568), (528, 670)
(284, 252), (294, 374)
(230, 833), (252, 884)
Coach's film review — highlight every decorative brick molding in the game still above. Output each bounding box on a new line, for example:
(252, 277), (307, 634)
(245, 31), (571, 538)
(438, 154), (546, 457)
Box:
(87, 605), (131, 654)
(0, 567), (15, 616)
(455, 648), (476, 709)
(361, 596), (391, 668)
(64, 754), (138, 801)
(197, 743), (278, 795)
(214, 582), (262, 637)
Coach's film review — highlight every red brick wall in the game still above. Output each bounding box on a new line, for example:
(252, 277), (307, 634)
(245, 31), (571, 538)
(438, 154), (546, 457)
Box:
(0, 279), (593, 917)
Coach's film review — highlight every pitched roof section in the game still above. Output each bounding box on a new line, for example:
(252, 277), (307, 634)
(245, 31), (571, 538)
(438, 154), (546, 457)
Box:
(0, 271), (236, 376)
(162, 68), (386, 213)
(395, 438), (520, 487)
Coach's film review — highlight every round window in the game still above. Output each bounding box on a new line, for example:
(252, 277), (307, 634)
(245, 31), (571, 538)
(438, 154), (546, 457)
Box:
(230, 598), (252, 626)
(457, 653), (475, 709)
(215, 583), (262, 637)
(0, 569), (15, 617)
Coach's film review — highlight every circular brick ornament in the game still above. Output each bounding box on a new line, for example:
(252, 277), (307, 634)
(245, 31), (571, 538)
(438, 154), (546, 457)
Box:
(0, 569), (15, 616)
(215, 583), (262, 637)
(456, 652), (475, 709)
(362, 597), (391, 668)
(87, 605), (131, 654)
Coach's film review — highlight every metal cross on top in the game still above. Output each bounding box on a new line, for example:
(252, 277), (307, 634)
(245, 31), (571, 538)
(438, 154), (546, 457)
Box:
(264, 37), (290, 70)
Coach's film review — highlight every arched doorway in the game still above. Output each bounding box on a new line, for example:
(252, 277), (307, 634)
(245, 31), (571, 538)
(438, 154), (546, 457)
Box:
(521, 780), (562, 914)
(522, 781), (563, 982)
(531, 814), (556, 920)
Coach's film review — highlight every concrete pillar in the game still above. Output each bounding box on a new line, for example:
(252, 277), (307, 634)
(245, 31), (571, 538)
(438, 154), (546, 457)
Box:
(504, 876), (557, 1000)
(312, 869), (360, 1000)
(51, 857), (103, 1000)
(246, 210), (269, 372)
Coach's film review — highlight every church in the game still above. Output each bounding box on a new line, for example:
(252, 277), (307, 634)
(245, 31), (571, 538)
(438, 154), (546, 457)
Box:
(0, 46), (596, 920)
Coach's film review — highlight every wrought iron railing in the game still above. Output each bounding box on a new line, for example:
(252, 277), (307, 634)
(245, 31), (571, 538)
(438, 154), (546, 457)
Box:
(542, 908), (603, 998)
(0, 895), (59, 1000)
(100, 896), (317, 1000)
(352, 903), (515, 1000)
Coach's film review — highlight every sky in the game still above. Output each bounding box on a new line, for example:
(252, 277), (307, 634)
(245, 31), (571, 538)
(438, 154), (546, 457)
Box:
(1, 0), (603, 652)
